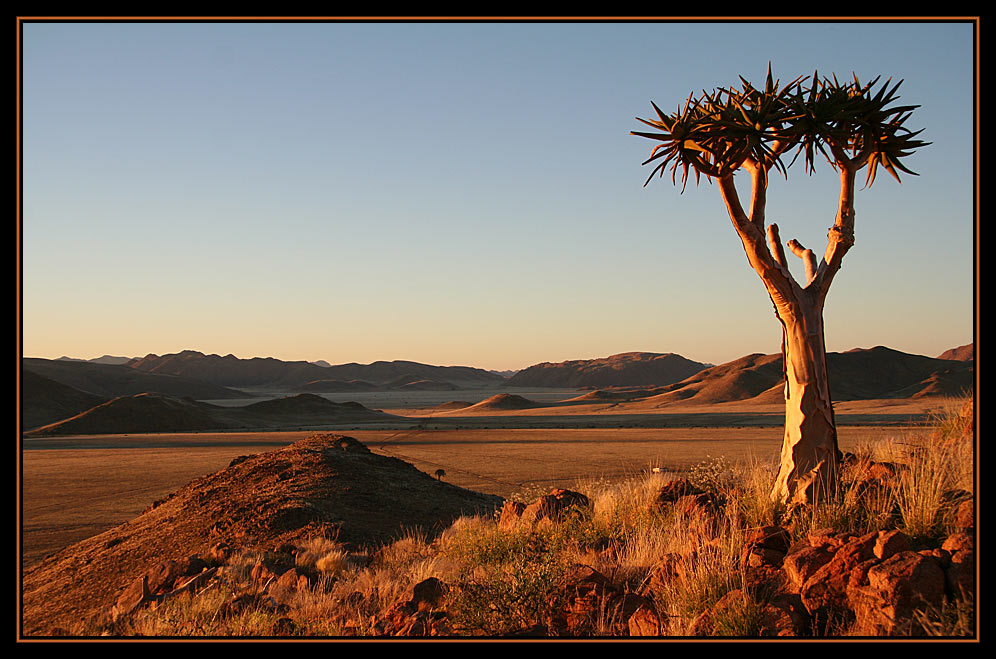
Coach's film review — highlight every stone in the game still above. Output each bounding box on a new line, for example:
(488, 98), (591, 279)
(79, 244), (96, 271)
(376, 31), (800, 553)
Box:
(746, 525), (792, 554)
(206, 541), (231, 565)
(519, 489), (590, 526)
(111, 575), (153, 622)
(410, 577), (448, 611)
(873, 530), (910, 560)
(782, 546), (834, 592)
(799, 532), (879, 617)
(628, 603), (663, 636)
(269, 567), (311, 605)
(951, 499), (974, 531)
(654, 478), (705, 508)
(497, 500), (526, 529)
(850, 551), (946, 636)
(941, 532), (973, 555)
(943, 538), (975, 601)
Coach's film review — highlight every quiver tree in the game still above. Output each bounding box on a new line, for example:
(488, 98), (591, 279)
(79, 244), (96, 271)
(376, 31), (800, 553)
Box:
(633, 68), (928, 506)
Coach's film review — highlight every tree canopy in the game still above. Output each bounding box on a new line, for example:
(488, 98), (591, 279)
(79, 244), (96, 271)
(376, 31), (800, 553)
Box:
(632, 67), (930, 191)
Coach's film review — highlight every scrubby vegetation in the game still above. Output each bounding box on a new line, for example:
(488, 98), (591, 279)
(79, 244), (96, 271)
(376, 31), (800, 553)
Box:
(83, 397), (975, 638)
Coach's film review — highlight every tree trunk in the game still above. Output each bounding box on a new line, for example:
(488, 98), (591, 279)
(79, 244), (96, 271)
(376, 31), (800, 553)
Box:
(770, 291), (839, 505)
(717, 165), (854, 506)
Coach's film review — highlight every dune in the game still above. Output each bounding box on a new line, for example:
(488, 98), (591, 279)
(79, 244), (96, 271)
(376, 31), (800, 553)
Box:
(452, 393), (542, 413)
(431, 400), (475, 411)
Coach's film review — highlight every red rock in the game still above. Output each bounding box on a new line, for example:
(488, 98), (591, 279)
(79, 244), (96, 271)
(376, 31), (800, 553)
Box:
(941, 532), (973, 555)
(873, 530), (910, 560)
(944, 543), (975, 601)
(951, 499), (974, 531)
(207, 541), (231, 565)
(111, 575), (153, 622)
(746, 525), (792, 553)
(782, 546), (834, 591)
(850, 551), (946, 636)
(519, 489), (590, 526)
(628, 603), (663, 636)
(800, 532), (878, 616)
(410, 577), (448, 611)
(654, 478), (704, 507)
(918, 548), (951, 569)
(497, 500), (525, 529)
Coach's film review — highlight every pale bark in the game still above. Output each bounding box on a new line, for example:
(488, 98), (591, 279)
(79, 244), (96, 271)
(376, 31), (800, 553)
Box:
(717, 162), (857, 505)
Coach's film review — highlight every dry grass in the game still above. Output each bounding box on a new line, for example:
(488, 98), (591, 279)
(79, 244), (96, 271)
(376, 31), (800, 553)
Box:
(67, 396), (975, 638)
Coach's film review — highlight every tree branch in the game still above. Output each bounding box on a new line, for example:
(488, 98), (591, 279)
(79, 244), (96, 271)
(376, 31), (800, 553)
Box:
(814, 164), (857, 299)
(743, 160), (768, 229)
(787, 238), (818, 286)
(718, 175), (799, 308)
(766, 223), (789, 269)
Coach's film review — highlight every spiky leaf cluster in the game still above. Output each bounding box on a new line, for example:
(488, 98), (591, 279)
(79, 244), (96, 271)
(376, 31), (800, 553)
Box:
(633, 68), (930, 190)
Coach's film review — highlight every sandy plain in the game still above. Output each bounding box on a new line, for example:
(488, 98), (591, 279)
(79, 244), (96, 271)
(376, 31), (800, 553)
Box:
(21, 392), (939, 568)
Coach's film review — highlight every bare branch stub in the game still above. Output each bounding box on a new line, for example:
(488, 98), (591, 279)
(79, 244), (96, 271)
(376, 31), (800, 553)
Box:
(787, 239), (818, 286)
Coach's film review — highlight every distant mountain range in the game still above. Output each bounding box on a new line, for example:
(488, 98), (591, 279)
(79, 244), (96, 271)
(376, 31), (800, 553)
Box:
(505, 351), (713, 388)
(21, 344), (972, 433)
(124, 350), (506, 390)
(628, 345), (974, 406)
(57, 355), (133, 365)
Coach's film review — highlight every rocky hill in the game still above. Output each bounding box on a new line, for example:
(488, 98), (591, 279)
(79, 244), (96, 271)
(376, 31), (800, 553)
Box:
(505, 352), (710, 389)
(126, 351), (506, 390)
(937, 343), (974, 361)
(24, 393), (398, 437)
(21, 370), (107, 430)
(20, 434), (503, 635)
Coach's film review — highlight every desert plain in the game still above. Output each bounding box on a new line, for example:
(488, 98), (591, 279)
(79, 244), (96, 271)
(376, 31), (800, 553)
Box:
(21, 388), (948, 569)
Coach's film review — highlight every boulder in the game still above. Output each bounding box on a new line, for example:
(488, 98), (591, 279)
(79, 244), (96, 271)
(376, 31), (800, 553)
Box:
(111, 575), (153, 622)
(799, 532), (879, 619)
(145, 556), (210, 595)
(379, 578), (451, 637)
(950, 499), (974, 531)
(497, 500), (526, 529)
(519, 489), (590, 527)
(873, 530), (910, 560)
(782, 546), (834, 592)
(942, 533), (975, 601)
(654, 478), (705, 508)
(628, 603), (664, 636)
(849, 551), (946, 636)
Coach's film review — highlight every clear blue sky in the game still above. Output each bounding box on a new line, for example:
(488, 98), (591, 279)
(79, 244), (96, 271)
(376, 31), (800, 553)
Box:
(20, 19), (976, 370)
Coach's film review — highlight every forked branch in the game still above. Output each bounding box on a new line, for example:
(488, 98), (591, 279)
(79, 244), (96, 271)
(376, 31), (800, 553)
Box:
(787, 238), (819, 286)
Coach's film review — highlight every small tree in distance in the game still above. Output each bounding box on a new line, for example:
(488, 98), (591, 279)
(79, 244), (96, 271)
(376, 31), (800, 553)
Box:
(633, 67), (928, 506)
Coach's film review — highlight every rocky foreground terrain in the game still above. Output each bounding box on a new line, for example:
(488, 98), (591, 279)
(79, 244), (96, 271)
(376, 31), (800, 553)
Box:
(21, 421), (976, 638)
(20, 434), (501, 636)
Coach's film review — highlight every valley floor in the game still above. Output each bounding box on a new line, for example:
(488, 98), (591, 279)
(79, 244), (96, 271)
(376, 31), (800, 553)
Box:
(21, 423), (917, 568)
